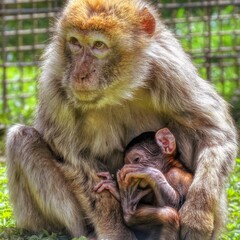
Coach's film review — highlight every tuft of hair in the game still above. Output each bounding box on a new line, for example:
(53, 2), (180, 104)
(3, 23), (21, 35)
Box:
(60, 0), (158, 37)
(124, 131), (161, 156)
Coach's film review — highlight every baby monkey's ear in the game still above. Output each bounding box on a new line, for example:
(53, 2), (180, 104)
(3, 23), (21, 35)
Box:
(139, 7), (156, 36)
(155, 128), (176, 156)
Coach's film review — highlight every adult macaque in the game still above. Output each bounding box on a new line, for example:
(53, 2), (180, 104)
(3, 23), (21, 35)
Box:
(6, 0), (237, 239)
(95, 128), (193, 240)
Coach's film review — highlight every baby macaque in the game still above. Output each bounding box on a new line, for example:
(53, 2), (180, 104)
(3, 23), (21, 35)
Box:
(95, 128), (193, 240)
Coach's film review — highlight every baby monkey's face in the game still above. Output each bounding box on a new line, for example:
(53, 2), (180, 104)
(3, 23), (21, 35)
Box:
(124, 147), (161, 189)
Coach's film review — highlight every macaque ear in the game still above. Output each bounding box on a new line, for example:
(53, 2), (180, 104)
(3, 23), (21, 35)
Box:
(155, 128), (176, 155)
(139, 7), (156, 36)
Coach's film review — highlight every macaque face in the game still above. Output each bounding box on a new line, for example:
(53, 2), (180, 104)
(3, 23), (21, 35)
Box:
(124, 147), (161, 189)
(64, 30), (113, 103)
(62, 29), (144, 107)
(124, 147), (161, 169)
(55, 0), (156, 109)
(124, 128), (177, 168)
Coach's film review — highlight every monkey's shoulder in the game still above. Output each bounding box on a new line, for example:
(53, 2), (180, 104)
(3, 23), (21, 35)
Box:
(165, 167), (193, 193)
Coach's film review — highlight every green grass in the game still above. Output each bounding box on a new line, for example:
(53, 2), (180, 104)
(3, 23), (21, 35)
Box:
(0, 228), (87, 240)
(0, 160), (240, 239)
(0, 66), (38, 127)
(221, 159), (240, 239)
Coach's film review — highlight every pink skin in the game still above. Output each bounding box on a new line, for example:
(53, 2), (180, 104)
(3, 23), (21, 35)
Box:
(94, 172), (120, 200)
(119, 164), (180, 207)
(94, 170), (151, 207)
(118, 164), (166, 187)
(94, 128), (176, 203)
(94, 163), (180, 208)
(94, 167), (179, 229)
(118, 164), (167, 190)
(117, 170), (152, 214)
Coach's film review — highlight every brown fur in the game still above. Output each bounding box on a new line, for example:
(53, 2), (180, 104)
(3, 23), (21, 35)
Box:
(6, 0), (238, 239)
(114, 129), (193, 240)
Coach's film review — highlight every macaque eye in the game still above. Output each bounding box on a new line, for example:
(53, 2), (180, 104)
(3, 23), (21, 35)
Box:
(133, 157), (140, 163)
(93, 41), (107, 50)
(92, 40), (109, 59)
(69, 37), (81, 47)
(67, 36), (83, 53)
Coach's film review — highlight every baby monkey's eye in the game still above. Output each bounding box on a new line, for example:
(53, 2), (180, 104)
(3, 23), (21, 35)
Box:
(133, 157), (140, 163)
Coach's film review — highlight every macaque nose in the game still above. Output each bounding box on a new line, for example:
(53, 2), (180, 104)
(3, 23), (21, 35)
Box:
(79, 69), (96, 81)
(80, 72), (89, 81)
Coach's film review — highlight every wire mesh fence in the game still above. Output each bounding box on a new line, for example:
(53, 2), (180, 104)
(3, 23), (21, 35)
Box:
(0, 0), (64, 128)
(1, 0), (240, 128)
(158, 0), (240, 98)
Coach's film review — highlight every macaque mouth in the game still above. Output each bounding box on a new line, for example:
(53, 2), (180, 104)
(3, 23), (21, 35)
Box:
(73, 89), (103, 103)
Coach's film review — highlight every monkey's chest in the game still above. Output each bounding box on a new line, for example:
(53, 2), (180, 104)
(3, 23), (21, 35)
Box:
(83, 107), (164, 157)
(124, 113), (164, 145)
